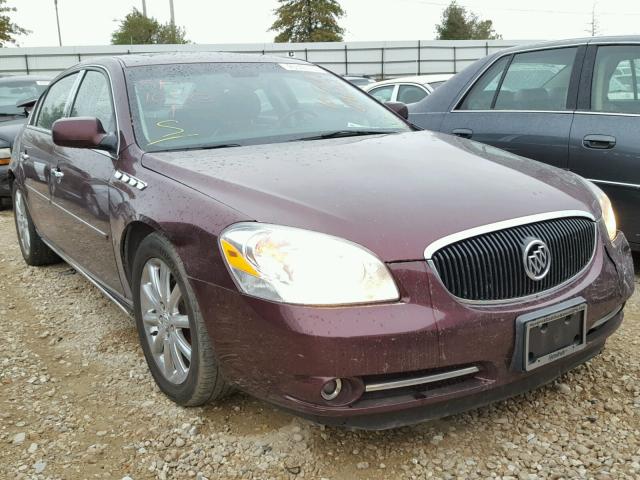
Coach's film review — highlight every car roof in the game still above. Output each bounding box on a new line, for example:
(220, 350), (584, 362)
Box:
(105, 51), (310, 68)
(368, 74), (453, 87)
(498, 35), (640, 55)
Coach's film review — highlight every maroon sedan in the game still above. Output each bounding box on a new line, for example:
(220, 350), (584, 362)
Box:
(8, 53), (635, 429)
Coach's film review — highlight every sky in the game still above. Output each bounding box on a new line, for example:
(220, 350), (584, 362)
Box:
(5, 0), (640, 48)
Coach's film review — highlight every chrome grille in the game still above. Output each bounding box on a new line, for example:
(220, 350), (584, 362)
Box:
(430, 217), (597, 301)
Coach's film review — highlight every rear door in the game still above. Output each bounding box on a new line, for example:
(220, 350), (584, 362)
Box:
(441, 46), (585, 168)
(19, 72), (81, 235)
(570, 44), (640, 248)
(51, 68), (123, 292)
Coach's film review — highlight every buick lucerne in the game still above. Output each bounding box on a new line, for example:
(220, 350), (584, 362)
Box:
(7, 53), (635, 429)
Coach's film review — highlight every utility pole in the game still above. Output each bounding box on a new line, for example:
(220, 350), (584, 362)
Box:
(169, 0), (175, 25)
(142, 0), (147, 17)
(54, 0), (62, 46)
(586, 2), (599, 37)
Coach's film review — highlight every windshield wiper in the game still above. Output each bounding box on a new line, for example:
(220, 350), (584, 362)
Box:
(171, 143), (242, 152)
(292, 130), (401, 142)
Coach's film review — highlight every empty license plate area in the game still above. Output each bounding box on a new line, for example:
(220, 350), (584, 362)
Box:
(516, 300), (587, 372)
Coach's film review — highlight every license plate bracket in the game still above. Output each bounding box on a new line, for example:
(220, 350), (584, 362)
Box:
(512, 297), (587, 372)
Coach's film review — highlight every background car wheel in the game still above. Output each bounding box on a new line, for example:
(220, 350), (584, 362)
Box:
(12, 184), (60, 266)
(132, 232), (232, 406)
(0, 197), (12, 211)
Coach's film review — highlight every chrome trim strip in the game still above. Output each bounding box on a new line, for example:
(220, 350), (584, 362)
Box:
(450, 43), (587, 112)
(50, 201), (109, 238)
(40, 237), (132, 316)
(589, 305), (623, 331)
(424, 210), (596, 259)
(365, 366), (479, 393)
(576, 110), (640, 118)
(587, 178), (640, 190)
(450, 109), (573, 114)
(25, 184), (49, 202)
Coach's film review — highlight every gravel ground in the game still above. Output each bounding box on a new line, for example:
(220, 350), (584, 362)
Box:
(0, 208), (639, 480)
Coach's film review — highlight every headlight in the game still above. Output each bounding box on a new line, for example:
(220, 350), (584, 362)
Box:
(219, 223), (400, 305)
(0, 147), (10, 166)
(585, 181), (617, 241)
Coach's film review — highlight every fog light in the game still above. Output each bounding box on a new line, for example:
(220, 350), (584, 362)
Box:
(320, 378), (343, 401)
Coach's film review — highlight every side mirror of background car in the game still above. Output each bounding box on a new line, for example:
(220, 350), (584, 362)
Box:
(16, 97), (38, 116)
(384, 101), (409, 120)
(52, 117), (117, 153)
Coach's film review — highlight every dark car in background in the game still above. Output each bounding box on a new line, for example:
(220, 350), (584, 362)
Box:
(409, 36), (640, 251)
(0, 75), (50, 124)
(7, 53), (634, 429)
(0, 76), (50, 208)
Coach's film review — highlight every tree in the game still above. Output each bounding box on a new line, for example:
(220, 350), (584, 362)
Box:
(111, 8), (188, 45)
(435, 1), (501, 40)
(270, 0), (345, 43)
(0, 0), (29, 47)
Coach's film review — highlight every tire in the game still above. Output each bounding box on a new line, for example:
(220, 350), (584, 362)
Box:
(12, 184), (61, 266)
(132, 232), (232, 406)
(0, 196), (12, 210)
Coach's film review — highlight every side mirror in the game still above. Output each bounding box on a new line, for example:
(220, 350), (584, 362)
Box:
(52, 117), (117, 152)
(16, 97), (38, 116)
(385, 101), (409, 120)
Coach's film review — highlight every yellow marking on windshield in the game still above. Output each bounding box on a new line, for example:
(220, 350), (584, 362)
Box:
(147, 120), (199, 146)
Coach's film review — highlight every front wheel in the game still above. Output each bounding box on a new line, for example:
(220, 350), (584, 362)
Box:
(132, 233), (232, 406)
(12, 184), (60, 266)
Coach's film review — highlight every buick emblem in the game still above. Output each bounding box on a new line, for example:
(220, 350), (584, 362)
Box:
(523, 239), (551, 281)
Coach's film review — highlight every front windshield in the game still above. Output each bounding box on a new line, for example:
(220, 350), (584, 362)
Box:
(125, 62), (410, 152)
(0, 79), (49, 115)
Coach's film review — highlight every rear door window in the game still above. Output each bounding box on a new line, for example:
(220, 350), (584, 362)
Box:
(494, 48), (577, 111)
(459, 56), (510, 110)
(369, 85), (394, 103)
(459, 48), (577, 111)
(591, 45), (640, 114)
(397, 84), (428, 104)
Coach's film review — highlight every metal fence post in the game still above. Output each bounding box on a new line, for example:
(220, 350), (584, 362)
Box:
(381, 47), (385, 79)
(24, 55), (29, 74)
(485, 41), (489, 56)
(417, 40), (421, 75)
(344, 45), (348, 76)
(453, 46), (457, 74)
(305, 48), (308, 61)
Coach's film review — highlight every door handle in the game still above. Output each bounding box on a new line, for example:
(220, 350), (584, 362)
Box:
(452, 128), (473, 139)
(51, 168), (64, 179)
(583, 134), (616, 149)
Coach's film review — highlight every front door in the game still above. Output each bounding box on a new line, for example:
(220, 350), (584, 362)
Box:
(19, 72), (80, 234)
(570, 44), (640, 249)
(50, 69), (123, 293)
(441, 46), (584, 169)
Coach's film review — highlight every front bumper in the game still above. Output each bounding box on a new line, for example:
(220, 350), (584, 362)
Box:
(191, 231), (634, 429)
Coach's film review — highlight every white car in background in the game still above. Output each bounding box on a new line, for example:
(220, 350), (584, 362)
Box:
(365, 74), (453, 104)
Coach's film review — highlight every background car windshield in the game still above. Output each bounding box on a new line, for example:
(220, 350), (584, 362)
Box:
(0, 80), (49, 115)
(126, 62), (409, 152)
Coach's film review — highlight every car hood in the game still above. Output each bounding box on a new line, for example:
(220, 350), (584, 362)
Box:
(142, 131), (598, 262)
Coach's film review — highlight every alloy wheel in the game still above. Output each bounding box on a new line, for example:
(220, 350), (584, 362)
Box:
(140, 258), (192, 384)
(14, 190), (31, 254)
